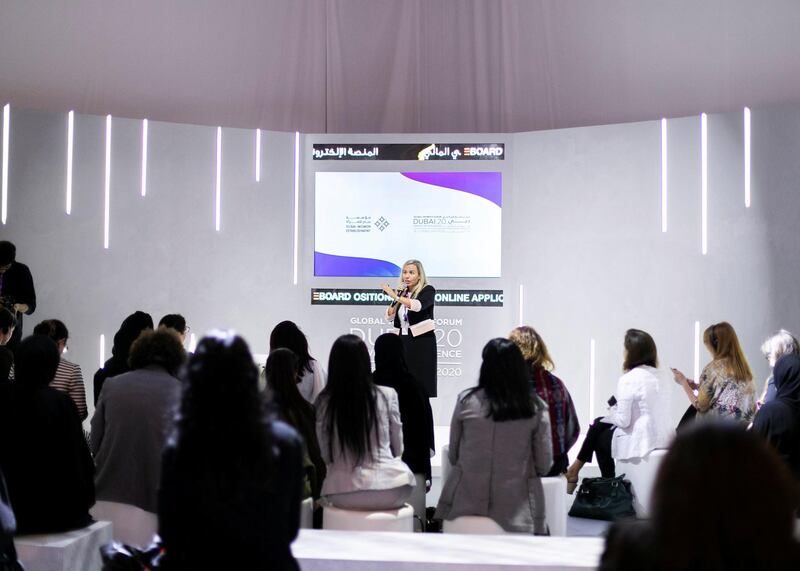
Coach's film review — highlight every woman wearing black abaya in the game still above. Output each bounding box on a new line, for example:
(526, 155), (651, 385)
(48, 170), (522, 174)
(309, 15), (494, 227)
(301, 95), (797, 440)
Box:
(93, 311), (153, 404)
(372, 333), (434, 527)
(752, 353), (800, 482)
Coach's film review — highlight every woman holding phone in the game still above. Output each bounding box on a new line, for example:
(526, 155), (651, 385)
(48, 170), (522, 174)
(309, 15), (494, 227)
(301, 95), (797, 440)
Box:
(381, 259), (437, 397)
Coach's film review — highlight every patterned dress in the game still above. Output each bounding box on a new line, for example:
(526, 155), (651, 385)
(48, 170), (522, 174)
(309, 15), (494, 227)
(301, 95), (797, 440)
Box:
(695, 360), (756, 424)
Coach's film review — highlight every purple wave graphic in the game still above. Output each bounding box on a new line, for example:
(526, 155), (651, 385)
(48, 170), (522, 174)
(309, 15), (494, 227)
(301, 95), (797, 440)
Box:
(314, 252), (402, 277)
(401, 172), (502, 207)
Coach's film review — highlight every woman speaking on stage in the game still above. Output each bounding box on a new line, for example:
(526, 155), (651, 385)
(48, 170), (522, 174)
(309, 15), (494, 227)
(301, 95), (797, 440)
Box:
(382, 260), (437, 397)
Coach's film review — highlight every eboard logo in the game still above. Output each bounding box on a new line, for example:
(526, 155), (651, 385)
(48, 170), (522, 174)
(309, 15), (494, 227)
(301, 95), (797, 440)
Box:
(374, 217), (390, 231)
(463, 146), (503, 157)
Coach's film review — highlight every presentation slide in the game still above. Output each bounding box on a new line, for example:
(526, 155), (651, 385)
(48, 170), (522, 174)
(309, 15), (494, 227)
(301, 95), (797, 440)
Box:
(315, 172), (502, 277)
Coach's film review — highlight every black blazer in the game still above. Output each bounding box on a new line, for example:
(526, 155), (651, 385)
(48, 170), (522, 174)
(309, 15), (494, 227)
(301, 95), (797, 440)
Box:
(392, 284), (435, 331)
(0, 262), (36, 348)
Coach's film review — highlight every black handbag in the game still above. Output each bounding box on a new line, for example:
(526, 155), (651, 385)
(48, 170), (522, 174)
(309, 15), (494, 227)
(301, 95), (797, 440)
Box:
(568, 474), (636, 521)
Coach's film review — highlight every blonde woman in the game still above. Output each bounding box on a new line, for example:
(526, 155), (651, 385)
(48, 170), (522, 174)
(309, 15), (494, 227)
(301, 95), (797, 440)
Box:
(509, 326), (580, 476)
(381, 260), (437, 397)
(672, 322), (756, 424)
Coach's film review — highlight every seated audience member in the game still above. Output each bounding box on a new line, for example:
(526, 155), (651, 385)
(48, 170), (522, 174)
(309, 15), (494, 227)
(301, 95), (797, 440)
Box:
(435, 338), (552, 534)
(315, 334), (415, 510)
(158, 333), (303, 570)
(270, 320), (326, 403)
(510, 325), (580, 476)
(0, 468), (22, 569)
(158, 313), (190, 347)
(91, 330), (184, 515)
(33, 319), (88, 420)
(265, 347), (326, 499)
(0, 308), (14, 382)
(600, 423), (800, 571)
(672, 321), (756, 424)
(758, 330), (799, 407)
(372, 333), (434, 523)
(753, 353), (800, 482)
(0, 241), (36, 350)
(93, 310), (153, 404)
(566, 329), (672, 490)
(0, 335), (94, 534)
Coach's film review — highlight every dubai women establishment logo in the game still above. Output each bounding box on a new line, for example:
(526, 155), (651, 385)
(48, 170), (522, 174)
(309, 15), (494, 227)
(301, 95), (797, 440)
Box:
(374, 216), (390, 231)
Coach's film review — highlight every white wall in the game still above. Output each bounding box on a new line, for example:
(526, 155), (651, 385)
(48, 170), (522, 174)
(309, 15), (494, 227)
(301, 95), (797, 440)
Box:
(2, 104), (797, 430)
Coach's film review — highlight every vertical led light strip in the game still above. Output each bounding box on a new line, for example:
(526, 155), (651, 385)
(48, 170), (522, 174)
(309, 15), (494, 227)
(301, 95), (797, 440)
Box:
(1, 104), (9, 224)
(589, 338), (596, 422)
(701, 113), (708, 255)
(744, 107), (751, 208)
(661, 118), (668, 232)
(255, 128), (261, 182)
(518, 284), (524, 326)
(293, 131), (300, 285)
(104, 115), (112, 249)
(215, 126), (222, 232)
(189, 333), (197, 353)
(693, 321), (701, 382)
(141, 119), (148, 197)
(99, 334), (106, 368)
(66, 111), (74, 214)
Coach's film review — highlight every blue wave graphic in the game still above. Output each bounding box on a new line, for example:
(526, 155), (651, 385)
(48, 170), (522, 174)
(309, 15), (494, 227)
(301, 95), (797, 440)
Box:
(314, 252), (402, 277)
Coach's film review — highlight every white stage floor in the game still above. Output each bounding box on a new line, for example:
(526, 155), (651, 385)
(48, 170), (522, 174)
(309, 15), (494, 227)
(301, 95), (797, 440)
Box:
(293, 529), (605, 571)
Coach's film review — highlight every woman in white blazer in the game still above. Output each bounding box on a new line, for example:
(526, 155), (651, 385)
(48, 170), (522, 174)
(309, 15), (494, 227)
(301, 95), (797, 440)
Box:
(565, 329), (672, 492)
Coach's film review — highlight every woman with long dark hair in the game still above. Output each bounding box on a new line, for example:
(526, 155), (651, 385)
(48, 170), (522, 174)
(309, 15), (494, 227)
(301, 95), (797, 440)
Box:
(315, 334), (415, 510)
(158, 332), (303, 570)
(565, 329), (672, 491)
(93, 310), (153, 404)
(372, 333), (434, 524)
(270, 320), (326, 403)
(265, 347), (326, 499)
(435, 338), (553, 534)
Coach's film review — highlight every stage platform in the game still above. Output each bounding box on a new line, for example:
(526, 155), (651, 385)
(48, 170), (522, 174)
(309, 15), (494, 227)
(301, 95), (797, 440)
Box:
(293, 529), (604, 571)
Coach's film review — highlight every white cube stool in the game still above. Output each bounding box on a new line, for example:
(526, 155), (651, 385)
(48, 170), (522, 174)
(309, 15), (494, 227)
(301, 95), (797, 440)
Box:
(14, 520), (113, 571)
(541, 476), (568, 536)
(322, 503), (414, 532)
(617, 448), (669, 518)
(443, 516), (507, 534)
(300, 497), (314, 529)
(90, 501), (158, 547)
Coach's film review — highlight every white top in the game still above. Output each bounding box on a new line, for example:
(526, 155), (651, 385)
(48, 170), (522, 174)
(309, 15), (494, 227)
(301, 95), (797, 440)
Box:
(297, 359), (326, 404)
(316, 385), (416, 495)
(602, 366), (672, 460)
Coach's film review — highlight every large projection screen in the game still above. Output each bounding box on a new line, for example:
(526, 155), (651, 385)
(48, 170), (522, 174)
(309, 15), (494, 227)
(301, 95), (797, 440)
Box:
(314, 172), (502, 277)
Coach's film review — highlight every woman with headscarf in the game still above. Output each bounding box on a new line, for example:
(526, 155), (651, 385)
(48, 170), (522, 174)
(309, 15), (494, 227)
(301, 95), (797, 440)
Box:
(93, 311), (153, 404)
(372, 333), (434, 526)
(752, 353), (800, 482)
(0, 335), (94, 533)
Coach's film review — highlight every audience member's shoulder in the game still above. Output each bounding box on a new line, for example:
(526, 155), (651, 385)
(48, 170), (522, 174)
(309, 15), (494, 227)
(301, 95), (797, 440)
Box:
(269, 418), (303, 448)
(376, 384), (398, 400)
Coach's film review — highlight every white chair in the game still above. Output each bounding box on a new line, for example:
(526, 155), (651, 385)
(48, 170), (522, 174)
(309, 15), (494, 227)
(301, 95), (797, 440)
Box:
(90, 501), (158, 547)
(14, 520), (113, 571)
(300, 497), (314, 529)
(541, 476), (568, 536)
(441, 445), (566, 536)
(322, 503), (414, 532)
(617, 448), (669, 518)
(442, 516), (507, 534)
